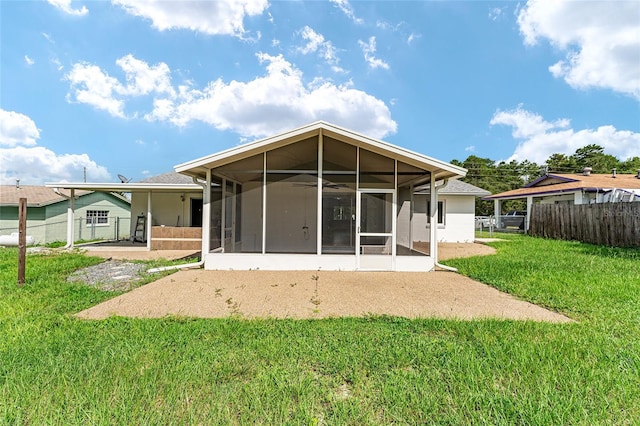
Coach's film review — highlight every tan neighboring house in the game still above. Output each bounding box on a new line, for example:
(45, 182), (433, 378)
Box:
(485, 169), (640, 231)
(0, 184), (130, 245)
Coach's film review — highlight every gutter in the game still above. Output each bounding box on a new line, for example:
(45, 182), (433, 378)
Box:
(147, 176), (208, 273)
(433, 179), (458, 272)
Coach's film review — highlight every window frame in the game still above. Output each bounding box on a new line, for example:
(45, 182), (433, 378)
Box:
(426, 200), (445, 226)
(86, 210), (109, 226)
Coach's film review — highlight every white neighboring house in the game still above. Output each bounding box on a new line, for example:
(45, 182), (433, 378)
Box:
(412, 180), (490, 243)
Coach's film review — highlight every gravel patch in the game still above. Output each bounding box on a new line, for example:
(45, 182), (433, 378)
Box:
(67, 260), (150, 292)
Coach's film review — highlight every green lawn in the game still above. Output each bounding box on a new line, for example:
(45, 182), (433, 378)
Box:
(1, 237), (639, 425)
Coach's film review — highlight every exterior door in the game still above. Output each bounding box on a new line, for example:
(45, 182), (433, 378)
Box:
(356, 190), (394, 270)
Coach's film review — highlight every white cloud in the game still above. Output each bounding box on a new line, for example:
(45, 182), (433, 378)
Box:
(488, 7), (505, 21)
(517, 0), (640, 100)
(358, 36), (389, 70)
(407, 33), (420, 45)
(51, 57), (64, 71)
(0, 109), (110, 185)
(297, 26), (343, 72)
(0, 110), (40, 147)
(491, 106), (640, 163)
(115, 54), (175, 97)
(298, 26), (325, 55)
(65, 63), (127, 117)
(65, 53), (396, 139)
(0, 146), (110, 185)
(65, 55), (174, 117)
(491, 105), (570, 139)
(112, 0), (268, 38)
(47, 0), (88, 16)
(329, 0), (363, 24)
(465, 145), (476, 152)
(145, 53), (396, 139)
(24, 55), (35, 66)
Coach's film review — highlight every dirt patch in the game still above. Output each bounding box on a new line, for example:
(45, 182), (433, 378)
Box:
(76, 269), (571, 323)
(437, 242), (496, 260)
(73, 242), (570, 323)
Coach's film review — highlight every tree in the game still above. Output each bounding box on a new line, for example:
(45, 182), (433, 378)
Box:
(619, 156), (640, 173)
(573, 144), (619, 173)
(546, 153), (577, 173)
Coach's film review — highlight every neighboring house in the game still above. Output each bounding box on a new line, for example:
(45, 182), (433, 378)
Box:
(413, 180), (491, 243)
(485, 169), (640, 230)
(49, 121), (469, 271)
(0, 184), (130, 244)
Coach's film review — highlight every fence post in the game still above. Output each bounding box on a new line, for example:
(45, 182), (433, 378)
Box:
(18, 198), (27, 286)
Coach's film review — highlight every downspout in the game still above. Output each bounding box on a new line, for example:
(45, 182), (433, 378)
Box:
(147, 176), (207, 273)
(433, 179), (458, 272)
(54, 188), (75, 249)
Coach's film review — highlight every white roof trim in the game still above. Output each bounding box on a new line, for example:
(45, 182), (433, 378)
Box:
(45, 182), (202, 193)
(175, 121), (466, 179)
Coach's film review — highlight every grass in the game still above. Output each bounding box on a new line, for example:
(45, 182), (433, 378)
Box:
(1, 237), (639, 424)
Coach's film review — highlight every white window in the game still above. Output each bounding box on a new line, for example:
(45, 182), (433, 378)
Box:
(426, 201), (445, 225)
(86, 210), (109, 225)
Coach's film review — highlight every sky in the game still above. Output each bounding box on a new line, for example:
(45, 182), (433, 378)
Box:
(1, 0), (639, 185)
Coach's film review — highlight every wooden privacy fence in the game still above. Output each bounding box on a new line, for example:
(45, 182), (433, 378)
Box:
(529, 203), (640, 248)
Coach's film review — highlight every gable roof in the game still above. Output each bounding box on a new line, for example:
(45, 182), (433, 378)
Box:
(415, 179), (491, 196)
(175, 121), (466, 181)
(139, 171), (196, 185)
(1, 185), (92, 207)
(485, 173), (640, 200)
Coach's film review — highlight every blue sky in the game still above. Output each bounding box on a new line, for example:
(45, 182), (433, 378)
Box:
(1, 0), (639, 185)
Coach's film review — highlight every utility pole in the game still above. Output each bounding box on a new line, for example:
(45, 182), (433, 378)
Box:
(18, 198), (27, 286)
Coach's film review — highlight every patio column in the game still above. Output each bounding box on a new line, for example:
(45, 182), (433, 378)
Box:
(66, 189), (75, 248)
(409, 183), (414, 250)
(525, 196), (533, 232)
(317, 129), (323, 255)
(201, 169), (211, 255)
(146, 192), (152, 251)
(494, 199), (502, 228)
(429, 175), (437, 264)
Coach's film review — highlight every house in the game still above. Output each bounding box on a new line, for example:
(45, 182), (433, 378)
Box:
(0, 184), (130, 245)
(48, 121), (474, 271)
(485, 168), (640, 231)
(412, 180), (490, 243)
(173, 121), (467, 271)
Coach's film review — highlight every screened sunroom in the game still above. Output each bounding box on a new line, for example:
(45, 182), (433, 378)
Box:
(175, 122), (466, 271)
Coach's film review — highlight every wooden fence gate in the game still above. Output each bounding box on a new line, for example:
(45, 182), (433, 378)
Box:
(529, 203), (640, 247)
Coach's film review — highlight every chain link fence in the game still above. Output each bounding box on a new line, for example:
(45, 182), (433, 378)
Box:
(475, 215), (526, 236)
(0, 216), (131, 246)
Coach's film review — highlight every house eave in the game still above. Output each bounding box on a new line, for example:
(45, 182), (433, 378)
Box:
(45, 182), (203, 193)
